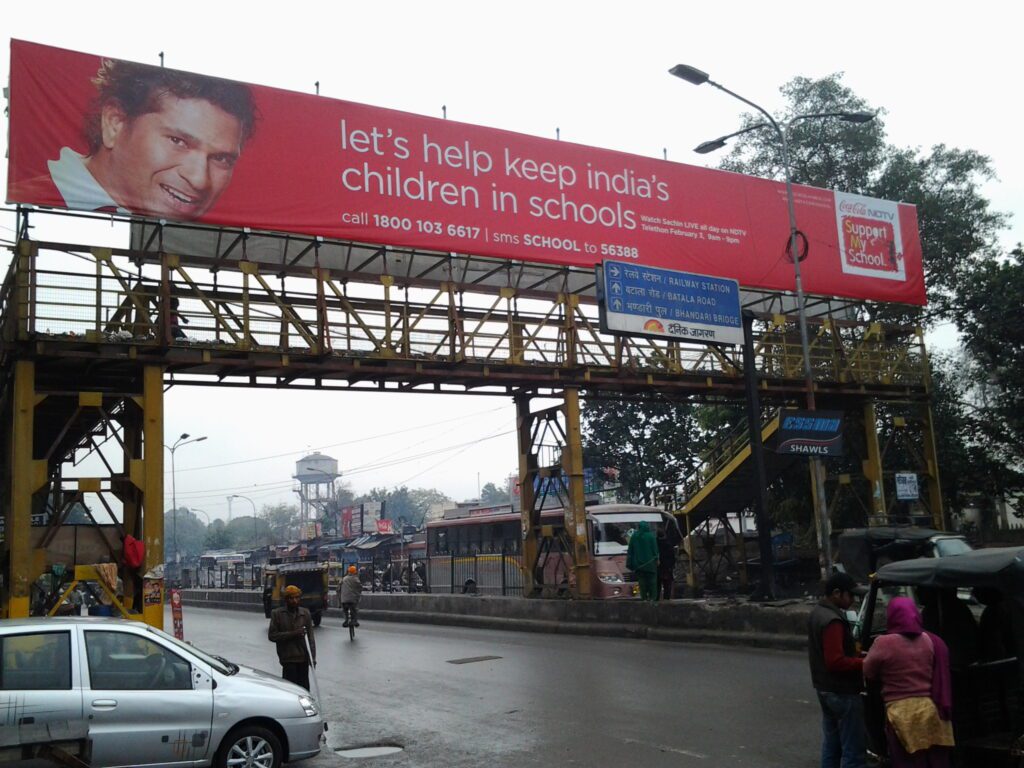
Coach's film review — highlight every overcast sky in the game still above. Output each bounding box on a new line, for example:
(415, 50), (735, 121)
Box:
(3, 2), (1020, 521)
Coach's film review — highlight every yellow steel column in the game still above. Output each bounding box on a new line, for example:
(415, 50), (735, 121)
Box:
(920, 404), (946, 530)
(15, 240), (35, 339)
(515, 394), (539, 595)
(917, 328), (946, 530)
(562, 388), (591, 598)
(808, 459), (832, 571)
(8, 361), (46, 618)
(239, 261), (256, 351)
(380, 275), (395, 356)
(120, 397), (144, 612)
(862, 403), (886, 525)
(142, 366), (165, 629)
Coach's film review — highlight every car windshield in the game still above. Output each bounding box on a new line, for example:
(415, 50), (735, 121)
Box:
(146, 626), (234, 674)
(934, 537), (972, 557)
(592, 514), (663, 556)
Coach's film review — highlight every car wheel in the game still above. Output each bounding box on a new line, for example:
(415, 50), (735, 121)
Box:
(313, 612), (322, 627)
(216, 724), (282, 768)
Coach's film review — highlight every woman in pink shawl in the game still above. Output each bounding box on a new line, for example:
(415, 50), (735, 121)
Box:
(863, 596), (955, 767)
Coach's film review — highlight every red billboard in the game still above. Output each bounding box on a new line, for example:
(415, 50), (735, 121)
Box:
(5, 40), (925, 305)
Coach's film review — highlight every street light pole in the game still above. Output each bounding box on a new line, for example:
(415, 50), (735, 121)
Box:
(669, 64), (874, 580)
(164, 433), (207, 580)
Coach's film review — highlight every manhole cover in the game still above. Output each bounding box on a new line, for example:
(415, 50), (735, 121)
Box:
(335, 745), (404, 758)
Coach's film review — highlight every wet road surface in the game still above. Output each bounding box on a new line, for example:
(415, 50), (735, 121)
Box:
(175, 605), (820, 767)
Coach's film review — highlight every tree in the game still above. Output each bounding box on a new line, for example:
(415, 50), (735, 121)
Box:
(225, 515), (269, 549)
(583, 73), (1013, 531)
(164, 507), (206, 562)
(408, 488), (452, 521)
(952, 246), (1024, 469)
(480, 481), (510, 505)
(582, 395), (701, 501)
(355, 486), (452, 526)
(718, 73), (1007, 322)
(204, 520), (232, 550)
(382, 486), (415, 521)
(928, 352), (1023, 537)
(263, 503), (300, 544)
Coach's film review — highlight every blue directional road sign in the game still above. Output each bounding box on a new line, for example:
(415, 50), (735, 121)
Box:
(596, 260), (743, 345)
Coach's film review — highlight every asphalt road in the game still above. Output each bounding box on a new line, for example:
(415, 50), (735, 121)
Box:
(175, 605), (821, 767)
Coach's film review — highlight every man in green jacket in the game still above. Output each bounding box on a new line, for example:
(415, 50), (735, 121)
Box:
(626, 521), (659, 601)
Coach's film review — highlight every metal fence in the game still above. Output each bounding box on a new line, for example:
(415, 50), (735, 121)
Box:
(358, 552), (524, 596)
(424, 553), (524, 596)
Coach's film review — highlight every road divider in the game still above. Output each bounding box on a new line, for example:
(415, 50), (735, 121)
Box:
(181, 589), (810, 651)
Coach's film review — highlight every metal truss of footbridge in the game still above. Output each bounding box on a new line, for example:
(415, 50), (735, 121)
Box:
(0, 210), (941, 622)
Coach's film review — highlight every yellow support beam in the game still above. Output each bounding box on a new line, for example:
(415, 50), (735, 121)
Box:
(920, 404), (946, 530)
(142, 366), (165, 629)
(8, 361), (47, 618)
(516, 394), (539, 595)
(562, 388), (591, 599)
(862, 403), (886, 523)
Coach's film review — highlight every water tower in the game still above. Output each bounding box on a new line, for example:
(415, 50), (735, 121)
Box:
(294, 453), (340, 540)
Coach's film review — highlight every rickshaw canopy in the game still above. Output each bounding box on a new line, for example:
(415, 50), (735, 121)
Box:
(874, 546), (1024, 606)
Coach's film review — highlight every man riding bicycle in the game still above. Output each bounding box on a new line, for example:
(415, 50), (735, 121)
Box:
(339, 565), (363, 628)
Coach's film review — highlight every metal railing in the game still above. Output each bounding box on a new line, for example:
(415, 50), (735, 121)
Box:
(1, 242), (931, 394)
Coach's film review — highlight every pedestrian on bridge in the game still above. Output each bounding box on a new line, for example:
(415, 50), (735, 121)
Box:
(626, 521), (659, 602)
(268, 584), (316, 691)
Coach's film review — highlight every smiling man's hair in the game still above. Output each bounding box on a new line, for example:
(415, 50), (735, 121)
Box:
(84, 58), (257, 155)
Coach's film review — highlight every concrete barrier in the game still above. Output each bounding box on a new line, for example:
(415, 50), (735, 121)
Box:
(182, 589), (811, 651)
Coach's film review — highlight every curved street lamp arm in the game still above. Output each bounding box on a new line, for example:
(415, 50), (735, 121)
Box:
(695, 121), (771, 153)
(787, 110), (875, 130)
(704, 79), (783, 139)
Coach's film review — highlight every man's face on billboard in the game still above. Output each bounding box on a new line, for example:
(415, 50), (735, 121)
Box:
(98, 95), (244, 220)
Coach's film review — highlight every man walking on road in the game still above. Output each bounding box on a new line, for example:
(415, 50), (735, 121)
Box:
(268, 584), (316, 691)
(808, 572), (866, 768)
(626, 521), (659, 602)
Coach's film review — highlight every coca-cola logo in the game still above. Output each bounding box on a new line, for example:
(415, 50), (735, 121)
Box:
(839, 200), (867, 215)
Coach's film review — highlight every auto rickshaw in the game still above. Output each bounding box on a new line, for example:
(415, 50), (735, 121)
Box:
(837, 526), (972, 583)
(857, 546), (1024, 767)
(262, 558), (329, 626)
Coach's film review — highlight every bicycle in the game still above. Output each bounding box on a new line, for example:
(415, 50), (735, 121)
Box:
(342, 603), (358, 641)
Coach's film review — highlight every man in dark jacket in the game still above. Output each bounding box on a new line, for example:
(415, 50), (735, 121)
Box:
(626, 521), (659, 601)
(268, 584), (316, 690)
(339, 565), (363, 627)
(807, 572), (865, 768)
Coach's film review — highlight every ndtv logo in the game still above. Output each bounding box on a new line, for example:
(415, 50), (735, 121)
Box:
(839, 199), (895, 222)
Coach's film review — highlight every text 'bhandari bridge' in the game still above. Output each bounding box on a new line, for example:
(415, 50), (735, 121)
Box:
(0, 210), (941, 625)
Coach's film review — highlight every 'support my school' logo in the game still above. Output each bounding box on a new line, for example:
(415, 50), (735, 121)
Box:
(835, 191), (906, 282)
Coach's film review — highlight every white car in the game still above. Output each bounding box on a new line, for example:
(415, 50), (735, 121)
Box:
(0, 617), (324, 767)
